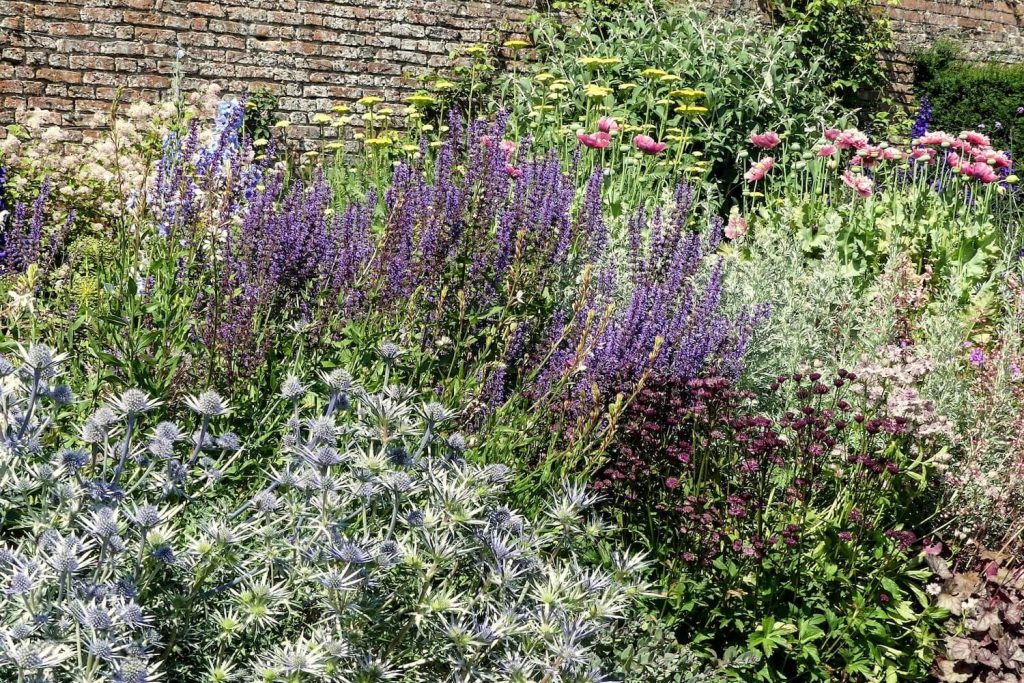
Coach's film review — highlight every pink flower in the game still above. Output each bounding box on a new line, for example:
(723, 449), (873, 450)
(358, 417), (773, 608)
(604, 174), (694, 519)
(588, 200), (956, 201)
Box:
(974, 148), (1012, 168)
(881, 147), (903, 161)
(724, 210), (748, 239)
(841, 170), (874, 198)
(577, 131), (611, 149)
(817, 144), (837, 157)
(498, 139), (517, 157)
(743, 156), (774, 182)
(824, 128), (840, 141)
(910, 148), (932, 161)
(505, 163), (522, 178)
(665, 476), (680, 490)
(914, 131), (956, 148)
(633, 134), (667, 155)
(961, 161), (998, 183)
(480, 135), (493, 147)
(750, 131), (781, 149)
(835, 128), (869, 150)
(945, 152), (960, 167)
(597, 116), (619, 133)
(963, 130), (991, 148)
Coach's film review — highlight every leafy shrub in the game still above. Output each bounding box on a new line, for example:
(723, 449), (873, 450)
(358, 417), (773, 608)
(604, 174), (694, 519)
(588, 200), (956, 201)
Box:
(423, 3), (842, 195)
(0, 340), (650, 681)
(915, 40), (1024, 159)
(593, 354), (952, 680)
(773, 0), (894, 104)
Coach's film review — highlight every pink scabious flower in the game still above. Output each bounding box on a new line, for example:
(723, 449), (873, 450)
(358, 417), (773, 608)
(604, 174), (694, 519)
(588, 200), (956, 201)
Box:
(835, 128), (869, 150)
(962, 130), (991, 148)
(743, 156), (774, 182)
(577, 131), (611, 149)
(505, 163), (523, 179)
(633, 134), (667, 155)
(817, 144), (838, 157)
(597, 116), (619, 133)
(841, 169), (874, 198)
(498, 139), (517, 157)
(724, 209), (748, 239)
(750, 130), (781, 149)
(824, 128), (840, 141)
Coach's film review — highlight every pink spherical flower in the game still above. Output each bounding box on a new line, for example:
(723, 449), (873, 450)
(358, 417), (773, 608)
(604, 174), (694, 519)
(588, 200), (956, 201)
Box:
(577, 131), (611, 149)
(841, 169), (874, 198)
(597, 116), (619, 133)
(743, 156), (774, 182)
(750, 131), (781, 149)
(633, 134), (667, 155)
(817, 144), (838, 157)
(498, 139), (517, 157)
(824, 128), (840, 141)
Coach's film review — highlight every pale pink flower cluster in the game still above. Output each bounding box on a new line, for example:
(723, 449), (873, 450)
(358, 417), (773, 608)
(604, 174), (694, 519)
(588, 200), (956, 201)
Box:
(851, 345), (955, 444)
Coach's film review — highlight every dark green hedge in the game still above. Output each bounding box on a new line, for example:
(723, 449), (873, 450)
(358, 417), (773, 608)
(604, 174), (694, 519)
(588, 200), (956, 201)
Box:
(915, 40), (1024, 157)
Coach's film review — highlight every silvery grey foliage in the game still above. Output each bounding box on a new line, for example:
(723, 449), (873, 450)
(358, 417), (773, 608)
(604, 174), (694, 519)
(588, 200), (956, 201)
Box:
(0, 343), (650, 682)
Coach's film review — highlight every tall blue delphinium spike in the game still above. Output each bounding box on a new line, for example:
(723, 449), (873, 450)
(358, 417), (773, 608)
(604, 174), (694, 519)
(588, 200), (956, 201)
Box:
(910, 96), (932, 142)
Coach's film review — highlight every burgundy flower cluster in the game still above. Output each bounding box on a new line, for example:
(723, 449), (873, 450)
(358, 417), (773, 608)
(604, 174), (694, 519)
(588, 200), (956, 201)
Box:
(594, 367), (944, 567)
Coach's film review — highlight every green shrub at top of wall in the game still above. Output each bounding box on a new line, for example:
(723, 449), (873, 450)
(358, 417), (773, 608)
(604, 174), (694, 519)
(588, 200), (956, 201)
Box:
(915, 40), (1024, 155)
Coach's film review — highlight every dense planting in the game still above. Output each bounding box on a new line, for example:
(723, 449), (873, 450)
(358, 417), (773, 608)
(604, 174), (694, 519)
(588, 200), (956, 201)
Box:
(2, 4), (1023, 681)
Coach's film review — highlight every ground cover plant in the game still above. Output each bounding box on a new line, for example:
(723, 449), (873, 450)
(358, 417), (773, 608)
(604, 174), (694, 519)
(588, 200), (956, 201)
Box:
(2, 2), (1024, 680)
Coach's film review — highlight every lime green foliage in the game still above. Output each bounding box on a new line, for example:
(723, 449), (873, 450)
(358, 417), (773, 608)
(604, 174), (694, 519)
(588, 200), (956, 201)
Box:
(915, 40), (1024, 158)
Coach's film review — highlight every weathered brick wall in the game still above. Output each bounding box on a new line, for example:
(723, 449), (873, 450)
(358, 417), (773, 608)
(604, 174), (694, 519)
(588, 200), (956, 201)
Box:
(886, 0), (1024, 102)
(1, 0), (1021, 137)
(0, 0), (533, 141)
(700, 0), (1024, 104)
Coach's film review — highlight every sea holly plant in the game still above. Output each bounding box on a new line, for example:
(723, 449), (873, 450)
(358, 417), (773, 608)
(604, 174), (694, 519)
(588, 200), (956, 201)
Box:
(0, 341), (650, 681)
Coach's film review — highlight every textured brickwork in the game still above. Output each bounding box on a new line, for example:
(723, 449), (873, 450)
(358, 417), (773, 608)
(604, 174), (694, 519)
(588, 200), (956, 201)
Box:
(700, 0), (1024, 104)
(885, 0), (1024, 102)
(1, 0), (1021, 137)
(0, 0), (533, 141)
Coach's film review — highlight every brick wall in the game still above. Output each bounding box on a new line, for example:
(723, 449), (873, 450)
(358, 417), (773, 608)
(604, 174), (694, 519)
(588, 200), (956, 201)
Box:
(1, 0), (1022, 139)
(0, 0), (534, 141)
(886, 0), (1024, 102)
(699, 0), (1024, 104)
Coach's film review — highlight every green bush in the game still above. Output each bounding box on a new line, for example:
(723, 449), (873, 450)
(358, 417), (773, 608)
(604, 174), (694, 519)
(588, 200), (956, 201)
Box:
(915, 40), (1024, 156)
(774, 0), (895, 105)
